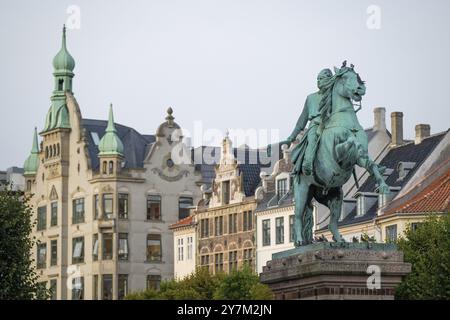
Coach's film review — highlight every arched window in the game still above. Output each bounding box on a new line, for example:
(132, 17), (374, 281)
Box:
(27, 180), (32, 191)
(109, 161), (114, 174)
(45, 146), (49, 159)
(58, 79), (64, 91)
(102, 161), (107, 174)
(53, 145), (56, 157)
(57, 144), (60, 156)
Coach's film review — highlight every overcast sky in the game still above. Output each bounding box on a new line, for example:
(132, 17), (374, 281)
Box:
(1, 0), (449, 169)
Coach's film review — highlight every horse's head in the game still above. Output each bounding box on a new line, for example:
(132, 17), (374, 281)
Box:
(333, 63), (366, 102)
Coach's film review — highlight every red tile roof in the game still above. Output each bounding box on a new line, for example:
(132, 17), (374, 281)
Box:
(169, 215), (195, 230)
(385, 168), (450, 215)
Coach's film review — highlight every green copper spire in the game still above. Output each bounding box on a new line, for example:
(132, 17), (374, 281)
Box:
(43, 26), (74, 132)
(52, 25), (75, 72)
(98, 104), (124, 156)
(24, 127), (40, 175)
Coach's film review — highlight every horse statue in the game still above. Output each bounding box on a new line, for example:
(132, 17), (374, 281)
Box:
(269, 62), (389, 246)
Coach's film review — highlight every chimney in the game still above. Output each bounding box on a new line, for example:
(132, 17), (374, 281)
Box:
(391, 112), (404, 146)
(373, 107), (386, 131)
(415, 124), (430, 144)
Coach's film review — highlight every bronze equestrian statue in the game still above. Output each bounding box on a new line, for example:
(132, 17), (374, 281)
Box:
(269, 61), (389, 246)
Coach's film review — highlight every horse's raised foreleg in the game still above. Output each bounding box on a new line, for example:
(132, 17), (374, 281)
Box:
(293, 176), (312, 246)
(357, 156), (389, 194)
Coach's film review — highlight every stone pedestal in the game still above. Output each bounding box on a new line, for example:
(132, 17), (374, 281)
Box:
(260, 243), (411, 300)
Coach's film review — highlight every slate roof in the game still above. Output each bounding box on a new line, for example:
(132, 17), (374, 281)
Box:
(255, 189), (294, 213)
(359, 133), (445, 192)
(81, 119), (155, 170)
(82, 119), (268, 196)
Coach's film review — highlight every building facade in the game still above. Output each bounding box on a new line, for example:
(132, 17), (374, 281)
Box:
(23, 27), (204, 300)
(254, 145), (298, 274)
(171, 135), (262, 276)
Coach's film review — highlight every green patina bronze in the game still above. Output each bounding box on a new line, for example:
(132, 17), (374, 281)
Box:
(98, 104), (124, 156)
(269, 61), (389, 246)
(23, 127), (40, 175)
(43, 25), (74, 132)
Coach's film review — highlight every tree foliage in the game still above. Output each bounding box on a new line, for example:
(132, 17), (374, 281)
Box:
(0, 186), (49, 299)
(125, 265), (272, 300)
(395, 214), (450, 300)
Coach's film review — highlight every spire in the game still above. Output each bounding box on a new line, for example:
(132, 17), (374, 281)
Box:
(24, 127), (40, 175)
(98, 104), (124, 156)
(106, 103), (117, 133)
(52, 25), (75, 72)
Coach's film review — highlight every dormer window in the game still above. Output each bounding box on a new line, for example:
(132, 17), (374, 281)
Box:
(277, 178), (288, 200)
(355, 193), (378, 217)
(58, 79), (64, 91)
(396, 162), (416, 182)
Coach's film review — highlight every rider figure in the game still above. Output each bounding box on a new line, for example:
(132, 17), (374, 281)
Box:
(285, 68), (333, 175)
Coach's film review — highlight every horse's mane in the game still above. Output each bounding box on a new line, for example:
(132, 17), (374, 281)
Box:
(319, 66), (363, 126)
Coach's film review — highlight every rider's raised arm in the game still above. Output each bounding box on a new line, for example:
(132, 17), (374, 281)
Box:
(287, 97), (310, 142)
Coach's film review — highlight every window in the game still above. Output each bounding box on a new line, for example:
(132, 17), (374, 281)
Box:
(179, 197), (193, 220)
(228, 213), (237, 234)
(262, 219), (271, 246)
(58, 79), (64, 90)
(118, 233), (129, 260)
(93, 234), (99, 261)
(118, 194), (129, 219)
(72, 237), (84, 264)
(50, 202), (58, 226)
(214, 253), (224, 273)
(93, 195), (99, 220)
(243, 248), (253, 267)
(357, 195), (365, 217)
(147, 234), (162, 261)
(177, 238), (184, 261)
(187, 236), (193, 260)
(37, 206), (46, 230)
(72, 198), (85, 224)
(103, 194), (113, 219)
(277, 178), (287, 199)
(228, 251), (238, 272)
(147, 275), (161, 291)
(411, 222), (422, 232)
(147, 195), (161, 220)
(37, 243), (47, 269)
(102, 161), (107, 174)
(72, 277), (84, 300)
(222, 181), (230, 205)
(50, 279), (57, 300)
(276, 217), (284, 244)
(108, 161), (114, 174)
(243, 211), (253, 231)
(93, 275), (99, 300)
(201, 255), (210, 268)
(102, 274), (113, 300)
(50, 240), (57, 266)
(289, 215), (294, 243)
(215, 216), (223, 236)
(118, 274), (128, 300)
(200, 218), (209, 238)
(386, 225), (397, 243)
(27, 180), (32, 191)
(103, 233), (113, 260)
